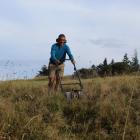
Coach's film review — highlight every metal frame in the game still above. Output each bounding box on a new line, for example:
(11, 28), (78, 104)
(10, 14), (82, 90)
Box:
(59, 59), (83, 93)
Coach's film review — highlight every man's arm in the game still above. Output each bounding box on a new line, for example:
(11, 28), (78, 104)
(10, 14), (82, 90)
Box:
(66, 45), (75, 64)
(51, 45), (57, 62)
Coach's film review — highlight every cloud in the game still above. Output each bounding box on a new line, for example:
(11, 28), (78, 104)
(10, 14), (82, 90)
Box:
(89, 38), (127, 48)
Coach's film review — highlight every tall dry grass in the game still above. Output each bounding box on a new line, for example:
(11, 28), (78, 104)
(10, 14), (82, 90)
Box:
(0, 75), (139, 140)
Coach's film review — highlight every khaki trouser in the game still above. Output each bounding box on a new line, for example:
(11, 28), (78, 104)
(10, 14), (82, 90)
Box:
(48, 63), (64, 79)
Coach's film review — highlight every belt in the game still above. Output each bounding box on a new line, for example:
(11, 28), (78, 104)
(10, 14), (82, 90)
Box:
(49, 62), (63, 65)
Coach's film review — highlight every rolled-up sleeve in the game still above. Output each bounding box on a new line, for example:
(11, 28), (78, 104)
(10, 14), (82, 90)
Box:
(51, 45), (57, 61)
(66, 45), (74, 60)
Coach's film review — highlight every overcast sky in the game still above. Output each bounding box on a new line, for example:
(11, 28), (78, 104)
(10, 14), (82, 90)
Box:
(0, 0), (140, 68)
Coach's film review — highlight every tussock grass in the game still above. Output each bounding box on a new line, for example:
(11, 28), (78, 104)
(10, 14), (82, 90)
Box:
(0, 75), (140, 140)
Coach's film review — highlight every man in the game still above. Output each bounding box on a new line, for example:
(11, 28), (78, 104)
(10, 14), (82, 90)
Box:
(48, 34), (75, 93)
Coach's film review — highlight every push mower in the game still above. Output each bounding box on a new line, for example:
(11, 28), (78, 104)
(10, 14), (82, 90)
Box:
(57, 59), (85, 100)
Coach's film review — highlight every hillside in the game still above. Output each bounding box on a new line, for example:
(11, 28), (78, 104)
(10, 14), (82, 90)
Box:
(0, 75), (140, 140)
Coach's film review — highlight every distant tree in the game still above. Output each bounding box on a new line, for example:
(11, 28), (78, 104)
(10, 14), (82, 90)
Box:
(111, 59), (115, 65)
(110, 59), (115, 75)
(96, 63), (111, 77)
(91, 64), (96, 70)
(122, 53), (131, 73)
(123, 53), (130, 65)
(38, 65), (49, 76)
(131, 50), (139, 72)
(112, 62), (128, 75)
(74, 68), (97, 79)
(103, 58), (108, 66)
(96, 64), (104, 76)
(102, 58), (112, 76)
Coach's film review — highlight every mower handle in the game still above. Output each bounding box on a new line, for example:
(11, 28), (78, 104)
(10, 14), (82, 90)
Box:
(65, 59), (76, 69)
(65, 59), (83, 90)
(65, 58), (76, 67)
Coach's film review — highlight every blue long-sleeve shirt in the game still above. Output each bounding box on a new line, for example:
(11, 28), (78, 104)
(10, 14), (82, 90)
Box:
(50, 43), (74, 64)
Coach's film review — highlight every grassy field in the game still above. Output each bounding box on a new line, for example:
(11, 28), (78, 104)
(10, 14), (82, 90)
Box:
(0, 75), (140, 140)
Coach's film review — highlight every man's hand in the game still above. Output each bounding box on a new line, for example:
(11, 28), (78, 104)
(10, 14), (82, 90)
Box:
(71, 60), (76, 65)
(55, 60), (61, 65)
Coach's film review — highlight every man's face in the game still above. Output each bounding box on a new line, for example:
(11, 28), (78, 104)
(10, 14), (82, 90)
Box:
(58, 36), (66, 46)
